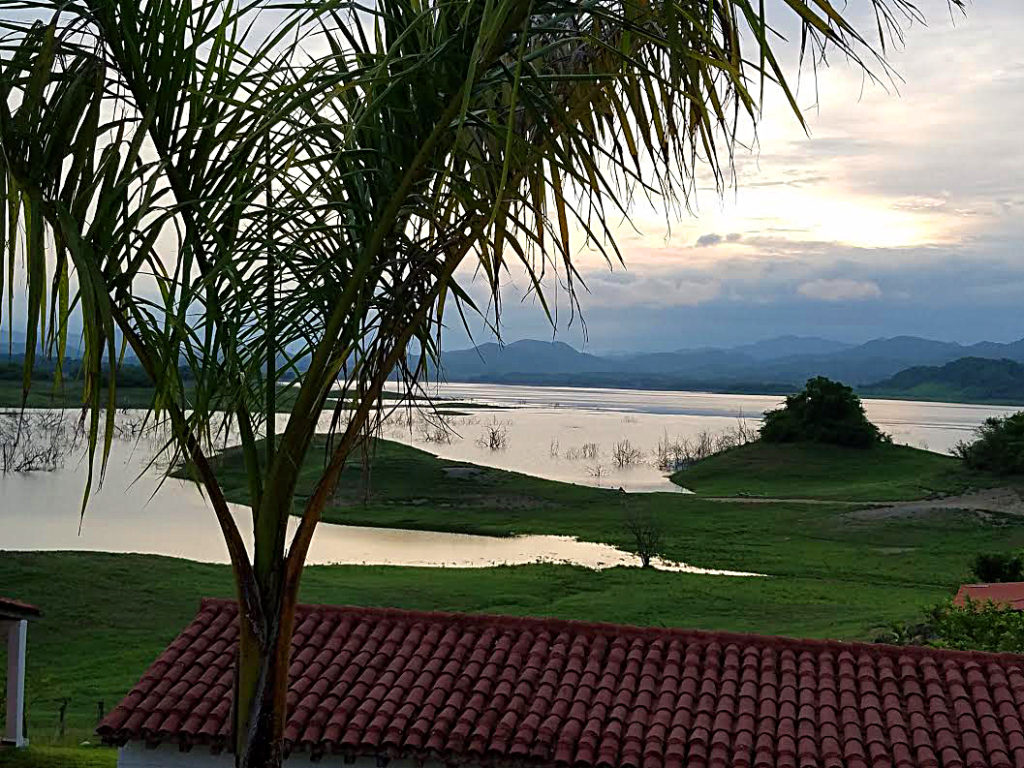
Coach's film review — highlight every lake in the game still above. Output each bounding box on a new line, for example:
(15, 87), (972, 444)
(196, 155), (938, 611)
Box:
(383, 383), (1016, 491)
(0, 439), (757, 575)
(1, 383), (1015, 566)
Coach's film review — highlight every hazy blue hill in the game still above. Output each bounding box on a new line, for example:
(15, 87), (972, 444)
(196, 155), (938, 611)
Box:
(756, 336), (1024, 384)
(434, 335), (1024, 399)
(2, 328), (88, 360)
(615, 348), (755, 376)
(861, 357), (1024, 404)
(729, 335), (854, 360)
(851, 335), (968, 361)
(438, 339), (610, 379)
(969, 338), (1024, 360)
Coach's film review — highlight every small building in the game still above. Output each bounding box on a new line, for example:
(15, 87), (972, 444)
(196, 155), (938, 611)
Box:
(1, 596), (40, 748)
(954, 582), (1024, 611)
(101, 598), (1024, 768)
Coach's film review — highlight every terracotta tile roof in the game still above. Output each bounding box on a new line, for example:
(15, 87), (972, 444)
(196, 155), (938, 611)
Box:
(99, 598), (1024, 768)
(0, 596), (41, 619)
(955, 583), (1024, 611)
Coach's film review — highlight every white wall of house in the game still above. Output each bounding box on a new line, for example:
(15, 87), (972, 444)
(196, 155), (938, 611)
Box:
(2, 618), (28, 748)
(119, 742), (433, 768)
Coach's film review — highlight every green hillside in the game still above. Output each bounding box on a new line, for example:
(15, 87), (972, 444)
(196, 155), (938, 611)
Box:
(670, 441), (991, 500)
(861, 357), (1024, 405)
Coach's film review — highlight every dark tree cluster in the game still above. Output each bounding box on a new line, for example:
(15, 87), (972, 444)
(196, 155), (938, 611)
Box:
(971, 551), (1024, 583)
(954, 412), (1024, 475)
(879, 600), (1024, 655)
(760, 376), (886, 448)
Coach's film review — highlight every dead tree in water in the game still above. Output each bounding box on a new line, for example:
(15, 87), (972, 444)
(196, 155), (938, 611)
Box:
(478, 420), (509, 451)
(0, 411), (80, 474)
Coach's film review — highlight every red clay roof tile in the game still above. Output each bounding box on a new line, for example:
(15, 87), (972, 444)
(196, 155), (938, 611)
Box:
(956, 583), (1024, 611)
(98, 599), (1024, 767)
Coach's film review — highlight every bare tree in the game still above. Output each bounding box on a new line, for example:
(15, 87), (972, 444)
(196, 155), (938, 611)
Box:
(733, 410), (758, 445)
(477, 420), (509, 451)
(624, 508), (663, 568)
(418, 415), (454, 445)
(655, 416), (758, 471)
(0, 411), (81, 474)
(612, 439), (643, 468)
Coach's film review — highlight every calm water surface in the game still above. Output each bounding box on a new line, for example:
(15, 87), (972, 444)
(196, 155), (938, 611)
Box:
(0, 440), (756, 575)
(1, 383), (1014, 568)
(385, 383), (1016, 491)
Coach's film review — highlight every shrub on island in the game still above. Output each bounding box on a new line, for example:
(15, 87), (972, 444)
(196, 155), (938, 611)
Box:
(760, 376), (886, 448)
(954, 411), (1024, 475)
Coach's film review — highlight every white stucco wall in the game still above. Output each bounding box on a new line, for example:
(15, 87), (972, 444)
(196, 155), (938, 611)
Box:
(2, 619), (28, 748)
(119, 742), (429, 768)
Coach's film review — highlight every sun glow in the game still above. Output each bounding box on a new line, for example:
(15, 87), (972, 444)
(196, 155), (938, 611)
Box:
(614, 184), (959, 263)
(784, 192), (942, 249)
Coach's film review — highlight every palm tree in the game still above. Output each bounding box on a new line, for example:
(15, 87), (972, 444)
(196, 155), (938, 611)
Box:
(0, 1), (958, 765)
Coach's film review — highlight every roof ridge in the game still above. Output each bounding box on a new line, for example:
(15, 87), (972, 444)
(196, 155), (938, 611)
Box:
(960, 581), (1024, 587)
(197, 597), (1024, 666)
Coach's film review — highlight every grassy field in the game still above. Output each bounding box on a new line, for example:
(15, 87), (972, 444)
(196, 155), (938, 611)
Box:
(0, 546), (982, 752)
(862, 383), (1024, 406)
(0, 380), (308, 411)
(0, 746), (115, 767)
(669, 441), (994, 501)
(0, 381), (159, 410)
(7, 435), (1023, 760)
(10, 438), (1024, 751)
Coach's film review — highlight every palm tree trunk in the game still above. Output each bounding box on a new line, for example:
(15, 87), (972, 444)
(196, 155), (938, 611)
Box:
(234, 590), (296, 768)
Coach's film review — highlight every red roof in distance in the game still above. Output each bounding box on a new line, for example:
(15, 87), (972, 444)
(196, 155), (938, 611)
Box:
(955, 583), (1024, 611)
(0, 596), (41, 619)
(100, 598), (1024, 768)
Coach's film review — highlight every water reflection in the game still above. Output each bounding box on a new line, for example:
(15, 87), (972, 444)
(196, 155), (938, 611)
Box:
(381, 383), (1016, 491)
(1, 384), (1014, 570)
(0, 440), (756, 576)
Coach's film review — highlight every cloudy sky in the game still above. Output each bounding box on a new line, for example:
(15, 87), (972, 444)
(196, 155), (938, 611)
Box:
(450, 1), (1024, 354)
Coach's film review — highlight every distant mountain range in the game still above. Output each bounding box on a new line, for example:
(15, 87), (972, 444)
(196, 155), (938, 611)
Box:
(6, 329), (1023, 405)
(437, 336), (1024, 403)
(861, 357), (1024, 404)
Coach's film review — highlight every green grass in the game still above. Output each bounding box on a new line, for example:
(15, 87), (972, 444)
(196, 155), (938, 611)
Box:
(862, 383), (1024, 406)
(202, 437), (614, 536)
(10, 437), (1024, 758)
(0, 746), (115, 768)
(0, 380), (303, 411)
(199, 438), (1024, 601)
(0, 380), (505, 414)
(0, 381), (158, 410)
(13, 437), (1024, 750)
(669, 441), (995, 501)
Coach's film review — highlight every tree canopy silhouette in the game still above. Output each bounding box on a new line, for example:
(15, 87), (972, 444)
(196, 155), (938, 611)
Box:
(761, 376), (886, 447)
(955, 412), (1024, 475)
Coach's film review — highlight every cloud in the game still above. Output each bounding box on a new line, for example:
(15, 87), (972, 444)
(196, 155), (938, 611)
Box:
(694, 232), (742, 247)
(586, 272), (721, 309)
(695, 233), (723, 247)
(797, 279), (882, 302)
(444, 246), (1024, 352)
